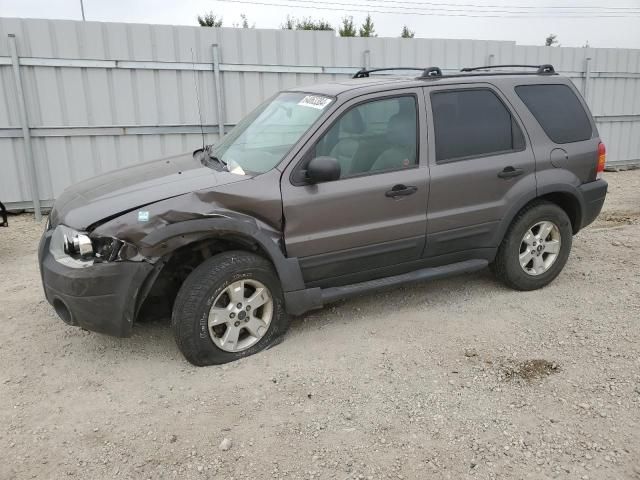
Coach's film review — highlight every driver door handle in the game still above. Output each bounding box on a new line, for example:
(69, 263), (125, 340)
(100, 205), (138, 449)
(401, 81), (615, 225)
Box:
(385, 184), (418, 198)
(497, 166), (524, 179)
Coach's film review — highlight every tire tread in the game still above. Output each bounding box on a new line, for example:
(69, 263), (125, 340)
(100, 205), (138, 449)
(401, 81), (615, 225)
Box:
(171, 251), (285, 366)
(493, 200), (571, 291)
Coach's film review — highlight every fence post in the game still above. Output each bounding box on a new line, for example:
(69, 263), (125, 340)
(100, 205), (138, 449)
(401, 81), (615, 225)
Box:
(212, 44), (225, 140)
(583, 56), (592, 106)
(8, 34), (41, 222)
(362, 49), (371, 69)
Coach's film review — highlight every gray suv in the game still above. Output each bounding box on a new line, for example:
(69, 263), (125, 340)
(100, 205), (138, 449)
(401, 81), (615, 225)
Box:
(38, 64), (608, 365)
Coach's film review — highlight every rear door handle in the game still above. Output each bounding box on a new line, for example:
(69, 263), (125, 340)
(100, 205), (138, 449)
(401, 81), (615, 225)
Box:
(497, 166), (524, 179)
(385, 184), (418, 198)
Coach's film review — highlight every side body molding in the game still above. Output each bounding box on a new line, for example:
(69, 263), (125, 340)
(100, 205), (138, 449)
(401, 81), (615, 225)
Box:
(489, 190), (538, 248)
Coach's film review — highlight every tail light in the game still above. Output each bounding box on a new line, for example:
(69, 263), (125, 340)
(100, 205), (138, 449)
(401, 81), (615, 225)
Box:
(596, 142), (606, 178)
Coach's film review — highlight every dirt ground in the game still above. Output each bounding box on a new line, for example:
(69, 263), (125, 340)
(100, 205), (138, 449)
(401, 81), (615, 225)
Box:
(1, 171), (639, 480)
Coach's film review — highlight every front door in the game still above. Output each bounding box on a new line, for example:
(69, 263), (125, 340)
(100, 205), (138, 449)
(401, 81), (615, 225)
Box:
(422, 84), (537, 257)
(281, 90), (429, 287)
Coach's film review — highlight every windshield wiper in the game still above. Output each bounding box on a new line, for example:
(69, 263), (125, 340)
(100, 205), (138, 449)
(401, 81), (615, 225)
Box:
(204, 145), (229, 171)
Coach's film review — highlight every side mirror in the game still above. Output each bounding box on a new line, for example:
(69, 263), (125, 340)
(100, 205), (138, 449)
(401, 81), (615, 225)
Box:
(306, 156), (341, 184)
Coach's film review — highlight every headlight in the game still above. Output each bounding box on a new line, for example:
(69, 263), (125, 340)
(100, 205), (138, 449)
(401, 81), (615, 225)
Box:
(63, 233), (93, 258)
(51, 225), (138, 267)
(92, 237), (132, 262)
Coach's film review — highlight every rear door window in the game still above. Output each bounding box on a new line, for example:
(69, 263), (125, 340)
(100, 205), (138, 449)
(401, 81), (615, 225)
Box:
(515, 84), (592, 144)
(430, 88), (525, 163)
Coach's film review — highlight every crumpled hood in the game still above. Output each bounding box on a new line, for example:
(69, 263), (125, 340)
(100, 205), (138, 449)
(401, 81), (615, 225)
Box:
(49, 151), (249, 230)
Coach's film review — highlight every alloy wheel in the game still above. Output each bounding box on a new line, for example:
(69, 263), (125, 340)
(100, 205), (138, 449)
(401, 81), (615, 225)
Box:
(519, 220), (562, 276)
(207, 279), (273, 352)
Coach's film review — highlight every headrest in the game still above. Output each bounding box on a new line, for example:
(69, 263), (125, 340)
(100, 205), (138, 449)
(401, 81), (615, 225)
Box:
(341, 108), (365, 134)
(387, 102), (416, 147)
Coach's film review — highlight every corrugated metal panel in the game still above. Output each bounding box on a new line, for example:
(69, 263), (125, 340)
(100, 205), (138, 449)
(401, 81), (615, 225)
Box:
(0, 17), (639, 207)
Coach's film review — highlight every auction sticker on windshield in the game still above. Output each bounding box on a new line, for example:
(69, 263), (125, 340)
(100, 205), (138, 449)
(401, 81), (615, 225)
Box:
(298, 95), (332, 110)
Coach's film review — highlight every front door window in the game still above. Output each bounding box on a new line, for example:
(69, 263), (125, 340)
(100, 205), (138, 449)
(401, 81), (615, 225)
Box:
(314, 96), (418, 178)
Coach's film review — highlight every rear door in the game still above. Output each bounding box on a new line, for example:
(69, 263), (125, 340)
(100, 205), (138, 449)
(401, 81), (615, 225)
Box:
(422, 83), (536, 257)
(281, 89), (429, 286)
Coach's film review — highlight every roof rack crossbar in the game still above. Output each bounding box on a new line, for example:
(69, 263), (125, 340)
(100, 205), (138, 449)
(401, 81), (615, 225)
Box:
(353, 67), (436, 79)
(460, 64), (556, 74)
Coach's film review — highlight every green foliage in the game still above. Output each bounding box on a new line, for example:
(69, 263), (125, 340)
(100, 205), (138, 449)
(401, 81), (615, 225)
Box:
(359, 14), (376, 37)
(401, 25), (415, 38)
(197, 12), (222, 27)
(282, 16), (333, 31)
(233, 13), (254, 28)
(282, 16), (295, 30)
(339, 16), (357, 37)
(545, 34), (558, 46)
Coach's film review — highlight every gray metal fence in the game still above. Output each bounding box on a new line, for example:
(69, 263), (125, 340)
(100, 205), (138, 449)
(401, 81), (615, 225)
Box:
(1, 17), (639, 214)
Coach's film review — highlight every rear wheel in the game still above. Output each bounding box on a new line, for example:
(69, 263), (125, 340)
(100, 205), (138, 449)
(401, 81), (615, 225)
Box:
(493, 201), (572, 291)
(172, 251), (288, 366)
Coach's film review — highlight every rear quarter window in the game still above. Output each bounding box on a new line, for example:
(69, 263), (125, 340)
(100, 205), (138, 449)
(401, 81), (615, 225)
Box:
(515, 84), (592, 144)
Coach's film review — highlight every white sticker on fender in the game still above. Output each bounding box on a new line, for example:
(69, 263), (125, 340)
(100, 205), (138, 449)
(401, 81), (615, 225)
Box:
(298, 95), (332, 110)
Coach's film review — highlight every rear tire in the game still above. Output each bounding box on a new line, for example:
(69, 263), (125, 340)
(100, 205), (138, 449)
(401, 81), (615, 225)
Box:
(171, 251), (288, 366)
(493, 201), (572, 291)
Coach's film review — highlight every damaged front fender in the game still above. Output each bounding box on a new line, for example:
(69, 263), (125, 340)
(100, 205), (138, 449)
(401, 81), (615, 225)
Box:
(91, 173), (305, 293)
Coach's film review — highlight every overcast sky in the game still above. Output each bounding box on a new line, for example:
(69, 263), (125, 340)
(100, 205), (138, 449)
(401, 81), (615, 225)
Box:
(2, 0), (640, 48)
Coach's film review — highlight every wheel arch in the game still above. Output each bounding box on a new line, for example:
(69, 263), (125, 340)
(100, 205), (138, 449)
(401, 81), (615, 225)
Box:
(140, 218), (305, 291)
(495, 186), (586, 249)
(133, 218), (305, 323)
(537, 191), (582, 234)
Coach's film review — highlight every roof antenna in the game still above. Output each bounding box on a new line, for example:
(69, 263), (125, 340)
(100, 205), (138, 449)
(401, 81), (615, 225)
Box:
(191, 48), (205, 150)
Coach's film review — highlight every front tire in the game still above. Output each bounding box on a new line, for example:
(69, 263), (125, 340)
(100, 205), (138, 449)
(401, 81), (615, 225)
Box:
(493, 201), (572, 291)
(171, 251), (288, 366)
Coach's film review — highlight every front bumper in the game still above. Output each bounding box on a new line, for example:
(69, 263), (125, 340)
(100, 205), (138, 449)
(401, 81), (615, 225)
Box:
(38, 229), (155, 337)
(578, 179), (608, 230)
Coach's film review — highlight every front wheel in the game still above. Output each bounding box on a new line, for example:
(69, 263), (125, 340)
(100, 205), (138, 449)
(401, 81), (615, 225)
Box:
(493, 201), (573, 291)
(171, 251), (288, 366)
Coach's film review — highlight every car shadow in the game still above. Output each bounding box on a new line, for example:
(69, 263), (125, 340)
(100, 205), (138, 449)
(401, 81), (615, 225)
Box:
(72, 268), (501, 364)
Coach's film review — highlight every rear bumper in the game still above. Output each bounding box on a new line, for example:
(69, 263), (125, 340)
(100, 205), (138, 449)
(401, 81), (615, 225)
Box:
(578, 179), (608, 230)
(38, 230), (154, 337)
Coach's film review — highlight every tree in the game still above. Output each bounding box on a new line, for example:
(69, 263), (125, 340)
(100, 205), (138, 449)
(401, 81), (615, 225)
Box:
(282, 16), (333, 31)
(339, 16), (357, 37)
(401, 25), (414, 38)
(234, 13), (254, 28)
(359, 14), (376, 37)
(197, 12), (222, 27)
(545, 34), (558, 47)
(282, 16), (295, 30)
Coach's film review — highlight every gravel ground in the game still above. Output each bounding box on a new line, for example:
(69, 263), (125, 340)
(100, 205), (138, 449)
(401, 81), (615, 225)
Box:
(1, 171), (639, 480)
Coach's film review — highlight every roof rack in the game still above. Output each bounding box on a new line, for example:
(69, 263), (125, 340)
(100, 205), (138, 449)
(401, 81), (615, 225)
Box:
(352, 64), (557, 81)
(421, 67), (443, 77)
(353, 67), (442, 79)
(460, 64), (556, 74)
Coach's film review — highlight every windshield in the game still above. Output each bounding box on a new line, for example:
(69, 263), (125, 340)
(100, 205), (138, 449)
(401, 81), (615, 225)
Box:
(208, 92), (334, 174)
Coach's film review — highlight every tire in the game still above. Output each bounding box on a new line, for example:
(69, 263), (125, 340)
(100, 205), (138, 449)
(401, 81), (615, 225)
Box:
(171, 251), (288, 366)
(493, 201), (572, 291)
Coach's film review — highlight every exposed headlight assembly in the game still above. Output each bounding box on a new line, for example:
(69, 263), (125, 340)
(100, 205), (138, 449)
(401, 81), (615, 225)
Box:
(63, 232), (93, 258)
(51, 225), (139, 268)
(91, 236), (138, 263)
